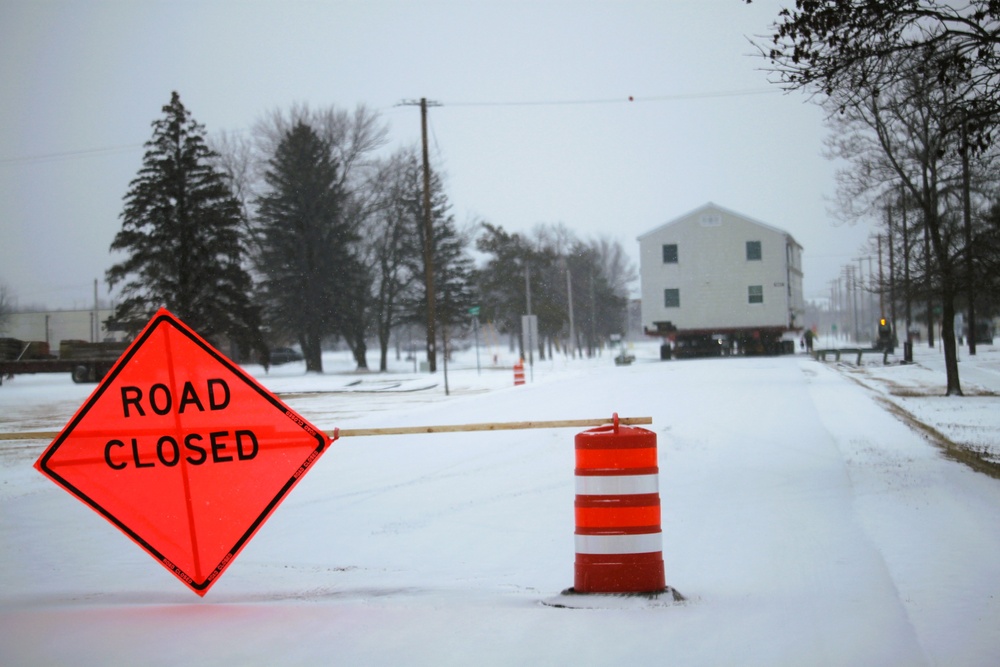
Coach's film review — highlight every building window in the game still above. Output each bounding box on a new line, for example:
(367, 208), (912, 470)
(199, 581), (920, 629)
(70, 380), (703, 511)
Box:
(662, 243), (678, 264)
(748, 285), (764, 304)
(664, 288), (680, 308)
(746, 241), (762, 261)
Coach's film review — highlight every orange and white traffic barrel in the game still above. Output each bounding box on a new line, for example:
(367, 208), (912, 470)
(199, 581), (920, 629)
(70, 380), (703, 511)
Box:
(574, 413), (665, 593)
(513, 360), (525, 385)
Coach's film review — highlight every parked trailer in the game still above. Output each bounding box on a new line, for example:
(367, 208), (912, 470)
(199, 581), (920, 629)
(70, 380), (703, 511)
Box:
(0, 338), (129, 385)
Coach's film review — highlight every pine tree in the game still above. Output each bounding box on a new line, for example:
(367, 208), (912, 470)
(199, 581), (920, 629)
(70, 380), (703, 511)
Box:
(474, 222), (532, 339)
(107, 92), (265, 359)
(407, 171), (477, 363)
(255, 122), (359, 373)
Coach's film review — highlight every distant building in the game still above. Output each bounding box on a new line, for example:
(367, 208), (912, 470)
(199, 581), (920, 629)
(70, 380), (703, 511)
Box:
(638, 203), (804, 337)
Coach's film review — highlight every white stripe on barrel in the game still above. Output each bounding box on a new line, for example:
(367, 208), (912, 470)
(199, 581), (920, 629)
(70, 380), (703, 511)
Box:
(575, 473), (659, 496)
(575, 532), (663, 555)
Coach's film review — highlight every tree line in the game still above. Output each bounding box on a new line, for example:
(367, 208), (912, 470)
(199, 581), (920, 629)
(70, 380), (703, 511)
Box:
(751, 0), (1000, 395)
(105, 92), (634, 373)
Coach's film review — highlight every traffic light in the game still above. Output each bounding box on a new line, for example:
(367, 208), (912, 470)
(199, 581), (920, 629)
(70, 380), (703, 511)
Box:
(877, 317), (893, 351)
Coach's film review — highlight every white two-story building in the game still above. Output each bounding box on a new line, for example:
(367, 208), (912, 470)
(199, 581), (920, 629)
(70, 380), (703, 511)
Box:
(638, 203), (804, 354)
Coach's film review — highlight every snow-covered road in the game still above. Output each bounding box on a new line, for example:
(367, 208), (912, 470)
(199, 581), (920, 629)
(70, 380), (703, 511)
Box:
(2, 348), (999, 666)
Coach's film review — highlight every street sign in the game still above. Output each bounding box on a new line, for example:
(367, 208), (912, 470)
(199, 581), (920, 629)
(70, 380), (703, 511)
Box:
(34, 308), (332, 596)
(468, 306), (480, 316)
(521, 314), (538, 360)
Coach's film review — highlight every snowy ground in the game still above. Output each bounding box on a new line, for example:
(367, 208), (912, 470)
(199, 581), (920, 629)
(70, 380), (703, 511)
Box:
(2, 341), (999, 666)
(837, 341), (1000, 468)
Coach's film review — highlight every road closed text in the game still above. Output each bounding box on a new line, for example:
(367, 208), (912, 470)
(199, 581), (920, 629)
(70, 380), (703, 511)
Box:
(104, 430), (259, 470)
(104, 378), (258, 469)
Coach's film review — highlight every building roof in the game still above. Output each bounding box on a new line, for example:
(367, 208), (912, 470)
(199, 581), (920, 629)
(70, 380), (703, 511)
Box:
(637, 202), (802, 250)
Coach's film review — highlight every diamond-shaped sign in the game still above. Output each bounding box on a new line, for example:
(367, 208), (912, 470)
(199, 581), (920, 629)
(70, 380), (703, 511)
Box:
(34, 308), (332, 596)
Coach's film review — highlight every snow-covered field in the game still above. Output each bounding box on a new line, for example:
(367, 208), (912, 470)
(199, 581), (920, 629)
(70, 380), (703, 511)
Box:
(2, 341), (999, 666)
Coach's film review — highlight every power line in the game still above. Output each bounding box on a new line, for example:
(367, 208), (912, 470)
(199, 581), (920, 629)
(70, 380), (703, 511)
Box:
(3, 87), (780, 166)
(0, 143), (144, 166)
(443, 87), (778, 107)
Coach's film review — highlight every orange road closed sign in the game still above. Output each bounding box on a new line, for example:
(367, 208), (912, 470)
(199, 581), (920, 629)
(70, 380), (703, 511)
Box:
(34, 308), (332, 596)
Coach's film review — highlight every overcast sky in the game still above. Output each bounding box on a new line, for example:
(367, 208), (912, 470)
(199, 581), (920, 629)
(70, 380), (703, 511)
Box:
(0, 0), (875, 312)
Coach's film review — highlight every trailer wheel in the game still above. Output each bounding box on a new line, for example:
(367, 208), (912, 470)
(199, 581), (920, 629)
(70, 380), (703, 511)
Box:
(71, 365), (91, 383)
(94, 363), (113, 382)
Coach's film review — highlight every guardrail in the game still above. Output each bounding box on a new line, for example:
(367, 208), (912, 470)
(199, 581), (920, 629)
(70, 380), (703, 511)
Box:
(812, 348), (891, 365)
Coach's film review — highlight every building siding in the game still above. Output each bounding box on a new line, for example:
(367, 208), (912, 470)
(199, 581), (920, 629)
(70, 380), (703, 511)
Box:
(638, 204), (803, 333)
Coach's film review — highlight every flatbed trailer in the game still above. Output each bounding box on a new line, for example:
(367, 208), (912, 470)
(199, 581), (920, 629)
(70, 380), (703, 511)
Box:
(0, 338), (128, 385)
(0, 358), (120, 384)
(647, 325), (797, 359)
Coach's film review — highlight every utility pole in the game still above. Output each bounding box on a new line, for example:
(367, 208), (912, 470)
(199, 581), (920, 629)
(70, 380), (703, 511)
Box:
(961, 114), (977, 356)
(924, 214), (934, 348)
(398, 97), (441, 372)
(93, 278), (99, 343)
(887, 221), (897, 340)
(855, 257), (866, 342)
(877, 235), (885, 318)
(868, 254), (875, 330)
(901, 187), (912, 347)
(834, 276), (842, 341)
(525, 266), (534, 381)
(848, 265), (859, 343)
(566, 264), (576, 359)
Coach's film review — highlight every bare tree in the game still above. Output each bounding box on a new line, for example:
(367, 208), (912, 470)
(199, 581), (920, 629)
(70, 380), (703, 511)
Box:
(360, 147), (422, 371)
(589, 235), (639, 300)
(824, 49), (974, 393)
(250, 103), (388, 192)
(752, 0), (1000, 150)
(211, 129), (261, 254)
